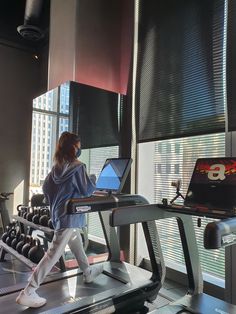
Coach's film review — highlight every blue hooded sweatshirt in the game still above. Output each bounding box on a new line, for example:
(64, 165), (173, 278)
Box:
(42, 160), (96, 230)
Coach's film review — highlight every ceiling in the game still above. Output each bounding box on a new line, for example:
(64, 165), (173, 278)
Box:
(0, 0), (50, 50)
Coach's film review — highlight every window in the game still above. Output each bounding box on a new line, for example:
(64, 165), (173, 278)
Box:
(174, 164), (179, 174)
(166, 164), (171, 174)
(157, 143), (162, 154)
(137, 133), (225, 279)
(135, 0), (227, 284)
(60, 82), (70, 114)
(136, 0), (225, 143)
(30, 81), (121, 207)
(80, 146), (119, 243)
(30, 82), (71, 197)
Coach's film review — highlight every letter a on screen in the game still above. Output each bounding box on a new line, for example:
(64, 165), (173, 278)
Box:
(208, 164), (226, 181)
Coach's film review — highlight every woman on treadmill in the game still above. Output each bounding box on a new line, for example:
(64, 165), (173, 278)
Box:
(16, 131), (103, 308)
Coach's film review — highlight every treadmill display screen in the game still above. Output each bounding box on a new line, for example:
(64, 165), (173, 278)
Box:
(96, 158), (132, 193)
(185, 157), (236, 213)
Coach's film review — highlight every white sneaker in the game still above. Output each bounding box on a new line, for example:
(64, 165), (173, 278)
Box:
(83, 264), (104, 283)
(16, 289), (47, 308)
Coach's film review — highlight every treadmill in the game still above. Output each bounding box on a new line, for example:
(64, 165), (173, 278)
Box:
(0, 193), (165, 313)
(0, 158), (166, 313)
(126, 203), (236, 314)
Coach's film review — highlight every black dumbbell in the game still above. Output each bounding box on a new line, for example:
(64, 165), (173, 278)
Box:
(11, 229), (22, 250)
(1, 225), (10, 243)
(22, 236), (34, 258)
(39, 208), (50, 226)
(32, 209), (40, 224)
(6, 229), (16, 246)
(16, 234), (26, 254)
(26, 207), (34, 222)
(28, 238), (45, 263)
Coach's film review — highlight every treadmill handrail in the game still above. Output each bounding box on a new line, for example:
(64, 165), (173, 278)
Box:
(65, 193), (148, 214)
(204, 217), (236, 249)
(110, 204), (162, 226)
(110, 204), (167, 288)
(110, 203), (203, 296)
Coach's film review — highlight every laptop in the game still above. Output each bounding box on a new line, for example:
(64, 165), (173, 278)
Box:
(161, 157), (236, 218)
(95, 158), (132, 194)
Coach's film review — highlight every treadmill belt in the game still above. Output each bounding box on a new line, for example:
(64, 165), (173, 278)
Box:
(0, 272), (124, 313)
(157, 304), (192, 313)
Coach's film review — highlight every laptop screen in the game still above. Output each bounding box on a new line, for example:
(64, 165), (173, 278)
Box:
(185, 158), (236, 213)
(96, 158), (132, 193)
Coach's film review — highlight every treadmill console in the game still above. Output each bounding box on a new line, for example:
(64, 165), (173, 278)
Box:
(204, 217), (236, 249)
(66, 193), (148, 214)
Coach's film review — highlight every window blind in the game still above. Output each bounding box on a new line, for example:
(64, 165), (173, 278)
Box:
(70, 82), (120, 149)
(136, 0), (226, 142)
(226, 1), (236, 131)
(83, 146), (119, 240)
(137, 133), (225, 278)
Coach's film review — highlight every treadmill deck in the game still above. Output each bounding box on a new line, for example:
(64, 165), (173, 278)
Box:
(0, 261), (153, 313)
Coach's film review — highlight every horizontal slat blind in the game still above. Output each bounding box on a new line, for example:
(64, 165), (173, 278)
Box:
(83, 146), (119, 240)
(71, 82), (120, 149)
(155, 133), (225, 277)
(136, 0), (225, 142)
(138, 133), (225, 278)
(226, 1), (236, 131)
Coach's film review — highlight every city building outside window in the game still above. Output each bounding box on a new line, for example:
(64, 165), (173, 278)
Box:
(29, 82), (70, 197)
(137, 133), (225, 282)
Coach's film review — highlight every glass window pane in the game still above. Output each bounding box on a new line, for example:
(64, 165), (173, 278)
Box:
(33, 88), (58, 112)
(59, 82), (70, 114)
(80, 146), (119, 179)
(79, 146), (119, 242)
(59, 117), (69, 135)
(137, 133), (225, 279)
(30, 112), (57, 196)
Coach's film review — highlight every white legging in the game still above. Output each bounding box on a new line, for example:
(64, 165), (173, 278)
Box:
(26, 228), (89, 290)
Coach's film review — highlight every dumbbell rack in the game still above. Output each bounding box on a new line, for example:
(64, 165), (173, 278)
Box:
(12, 215), (54, 236)
(0, 239), (36, 269)
(0, 216), (66, 271)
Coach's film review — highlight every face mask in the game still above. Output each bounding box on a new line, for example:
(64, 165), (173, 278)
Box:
(76, 148), (81, 158)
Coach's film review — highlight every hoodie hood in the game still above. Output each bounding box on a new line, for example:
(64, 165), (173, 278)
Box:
(51, 162), (80, 184)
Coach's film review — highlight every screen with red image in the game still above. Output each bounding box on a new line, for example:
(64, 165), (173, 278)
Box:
(185, 158), (236, 212)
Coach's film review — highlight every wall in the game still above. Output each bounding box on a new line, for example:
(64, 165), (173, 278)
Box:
(48, 0), (77, 91)
(0, 43), (47, 215)
(75, 0), (133, 94)
(0, 0), (133, 215)
(48, 0), (134, 95)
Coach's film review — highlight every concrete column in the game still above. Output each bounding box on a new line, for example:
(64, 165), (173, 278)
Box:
(48, 0), (133, 94)
(48, 0), (78, 90)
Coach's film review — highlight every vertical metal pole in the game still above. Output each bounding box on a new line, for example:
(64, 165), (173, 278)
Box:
(225, 0), (236, 303)
(176, 215), (203, 295)
(99, 211), (121, 262)
(142, 220), (166, 284)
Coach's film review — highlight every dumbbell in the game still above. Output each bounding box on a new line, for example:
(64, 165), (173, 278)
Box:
(28, 238), (45, 263)
(22, 236), (34, 258)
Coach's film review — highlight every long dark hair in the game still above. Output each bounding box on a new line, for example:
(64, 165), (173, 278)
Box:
(54, 132), (81, 165)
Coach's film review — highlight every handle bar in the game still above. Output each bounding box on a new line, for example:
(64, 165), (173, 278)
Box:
(0, 192), (13, 200)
